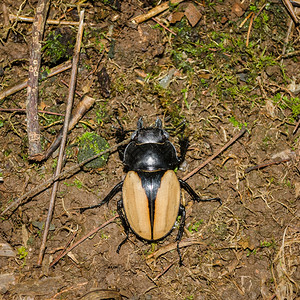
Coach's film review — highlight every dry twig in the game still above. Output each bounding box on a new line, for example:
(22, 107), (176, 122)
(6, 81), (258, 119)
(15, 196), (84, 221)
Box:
(26, 0), (50, 157)
(49, 215), (119, 267)
(281, 18), (294, 63)
(131, 0), (184, 24)
(245, 158), (291, 173)
(31, 95), (95, 162)
(37, 10), (85, 265)
(239, 11), (254, 28)
(0, 60), (72, 101)
(0, 138), (130, 216)
(0, 108), (64, 116)
(9, 14), (98, 27)
(147, 238), (207, 260)
(246, 12), (254, 47)
(293, 119), (300, 134)
(152, 262), (174, 281)
(182, 126), (247, 181)
(282, 0), (299, 24)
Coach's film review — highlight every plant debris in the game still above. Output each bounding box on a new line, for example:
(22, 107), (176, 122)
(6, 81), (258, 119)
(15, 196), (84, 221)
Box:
(0, 0), (299, 298)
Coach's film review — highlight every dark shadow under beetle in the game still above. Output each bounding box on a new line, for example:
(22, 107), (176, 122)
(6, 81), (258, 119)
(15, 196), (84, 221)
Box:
(80, 118), (221, 265)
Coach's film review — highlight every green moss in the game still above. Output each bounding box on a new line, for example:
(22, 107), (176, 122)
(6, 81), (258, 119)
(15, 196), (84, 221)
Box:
(272, 93), (300, 120)
(229, 116), (247, 129)
(77, 132), (109, 169)
(42, 28), (75, 65)
(187, 220), (204, 233)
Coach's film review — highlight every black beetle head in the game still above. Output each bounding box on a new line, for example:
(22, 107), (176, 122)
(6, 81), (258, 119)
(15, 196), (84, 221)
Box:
(131, 118), (169, 144)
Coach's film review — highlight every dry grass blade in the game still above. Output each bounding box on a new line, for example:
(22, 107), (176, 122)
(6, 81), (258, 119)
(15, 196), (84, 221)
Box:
(9, 13), (98, 27)
(245, 158), (291, 173)
(282, 0), (299, 24)
(272, 226), (300, 299)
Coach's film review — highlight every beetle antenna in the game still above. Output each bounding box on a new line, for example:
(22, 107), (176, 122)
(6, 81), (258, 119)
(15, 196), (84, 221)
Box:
(137, 117), (143, 129)
(155, 117), (162, 128)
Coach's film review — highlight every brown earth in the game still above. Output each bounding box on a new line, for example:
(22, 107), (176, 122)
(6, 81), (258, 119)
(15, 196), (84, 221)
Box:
(0, 0), (299, 299)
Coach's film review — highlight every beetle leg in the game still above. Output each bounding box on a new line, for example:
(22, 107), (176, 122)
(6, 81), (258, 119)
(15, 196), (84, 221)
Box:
(116, 199), (130, 253)
(80, 181), (123, 213)
(178, 137), (189, 165)
(176, 204), (186, 266)
(179, 179), (222, 205)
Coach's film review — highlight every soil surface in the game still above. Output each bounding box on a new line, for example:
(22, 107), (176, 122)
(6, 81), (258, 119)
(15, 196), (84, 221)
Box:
(0, 1), (299, 299)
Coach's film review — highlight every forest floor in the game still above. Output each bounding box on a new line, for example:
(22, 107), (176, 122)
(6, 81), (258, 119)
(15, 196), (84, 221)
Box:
(0, 0), (299, 299)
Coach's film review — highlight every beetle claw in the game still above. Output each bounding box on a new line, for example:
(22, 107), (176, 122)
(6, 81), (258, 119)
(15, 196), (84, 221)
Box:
(116, 235), (129, 253)
(177, 241), (184, 267)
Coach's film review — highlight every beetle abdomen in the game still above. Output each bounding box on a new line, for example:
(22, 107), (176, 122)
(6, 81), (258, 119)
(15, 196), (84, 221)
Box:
(122, 170), (181, 241)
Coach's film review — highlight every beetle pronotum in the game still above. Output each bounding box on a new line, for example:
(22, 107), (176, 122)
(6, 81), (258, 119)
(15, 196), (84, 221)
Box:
(81, 118), (221, 264)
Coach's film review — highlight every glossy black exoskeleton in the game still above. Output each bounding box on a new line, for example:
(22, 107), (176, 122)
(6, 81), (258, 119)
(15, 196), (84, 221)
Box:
(81, 118), (221, 265)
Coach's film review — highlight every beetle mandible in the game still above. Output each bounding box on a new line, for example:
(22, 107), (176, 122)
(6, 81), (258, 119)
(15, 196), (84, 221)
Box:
(81, 118), (221, 265)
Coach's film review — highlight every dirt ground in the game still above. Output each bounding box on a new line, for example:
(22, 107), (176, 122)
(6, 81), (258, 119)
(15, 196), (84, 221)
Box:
(0, 0), (300, 299)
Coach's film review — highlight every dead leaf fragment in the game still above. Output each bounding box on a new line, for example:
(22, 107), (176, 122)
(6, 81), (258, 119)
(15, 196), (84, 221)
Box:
(265, 99), (277, 118)
(168, 11), (184, 23)
(221, 15), (228, 24)
(232, 2), (245, 17)
(0, 274), (15, 294)
(238, 237), (255, 250)
(271, 149), (296, 161)
(0, 242), (16, 257)
(79, 289), (123, 300)
(185, 3), (202, 27)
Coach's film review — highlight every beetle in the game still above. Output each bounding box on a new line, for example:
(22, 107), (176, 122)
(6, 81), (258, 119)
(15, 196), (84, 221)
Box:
(80, 118), (221, 264)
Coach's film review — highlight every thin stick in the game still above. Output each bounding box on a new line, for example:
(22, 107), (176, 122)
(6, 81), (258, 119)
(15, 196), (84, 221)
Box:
(26, 0), (50, 157)
(245, 158), (291, 173)
(1, 138), (130, 216)
(0, 60), (72, 101)
(147, 238), (207, 260)
(246, 12), (254, 47)
(9, 14), (97, 27)
(49, 215), (119, 267)
(2, 4), (10, 40)
(152, 16), (177, 36)
(131, 0), (184, 24)
(153, 262), (174, 281)
(239, 12), (254, 28)
(182, 126), (247, 181)
(293, 119), (300, 134)
(0, 108), (64, 116)
(282, 0), (299, 24)
(281, 18), (294, 64)
(37, 10), (85, 265)
(60, 79), (82, 97)
(32, 95), (95, 162)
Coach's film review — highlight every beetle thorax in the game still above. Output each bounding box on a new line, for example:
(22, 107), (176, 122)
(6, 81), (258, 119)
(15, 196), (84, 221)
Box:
(131, 128), (169, 144)
(123, 128), (179, 171)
